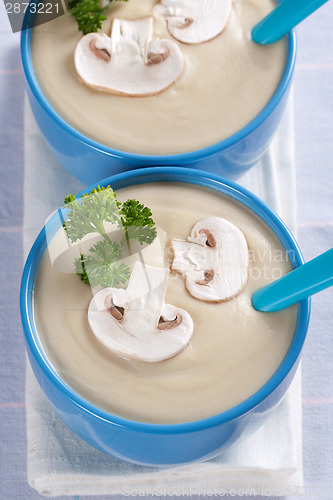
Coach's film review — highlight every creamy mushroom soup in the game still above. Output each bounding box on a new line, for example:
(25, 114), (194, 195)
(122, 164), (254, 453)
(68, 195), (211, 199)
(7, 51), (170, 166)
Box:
(30, 0), (286, 155)
(33, 183), (298, 424)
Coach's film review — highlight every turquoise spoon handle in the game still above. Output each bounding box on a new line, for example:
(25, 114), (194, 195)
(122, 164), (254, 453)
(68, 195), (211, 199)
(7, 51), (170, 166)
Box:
(252, 0), (330, 44)
(252, 248), (333, 312)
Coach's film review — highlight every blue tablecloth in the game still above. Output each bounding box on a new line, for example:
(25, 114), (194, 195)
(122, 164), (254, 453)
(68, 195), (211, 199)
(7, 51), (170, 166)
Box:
(1, 1), (333, 498)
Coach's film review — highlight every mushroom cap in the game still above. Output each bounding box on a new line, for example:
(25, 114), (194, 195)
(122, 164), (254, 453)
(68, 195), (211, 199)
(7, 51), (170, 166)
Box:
(154, 0), (232, 44)
(74, 17), (184, 96)
(88, 263), (194, 362)
(171, 217), (249, 302)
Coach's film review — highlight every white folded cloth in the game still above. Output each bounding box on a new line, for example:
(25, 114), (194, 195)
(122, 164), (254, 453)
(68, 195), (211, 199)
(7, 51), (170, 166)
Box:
(23, 93), (304, 497)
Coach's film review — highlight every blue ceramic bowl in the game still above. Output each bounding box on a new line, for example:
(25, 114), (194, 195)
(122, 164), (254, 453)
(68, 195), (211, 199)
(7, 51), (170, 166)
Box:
(20, 13), (296, 185)
(20, 167), (310, 466)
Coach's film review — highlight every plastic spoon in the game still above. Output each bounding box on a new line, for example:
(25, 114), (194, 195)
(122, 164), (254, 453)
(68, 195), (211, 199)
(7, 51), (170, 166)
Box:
(252, 0), (330, 45)
(252, 248), (333, 312)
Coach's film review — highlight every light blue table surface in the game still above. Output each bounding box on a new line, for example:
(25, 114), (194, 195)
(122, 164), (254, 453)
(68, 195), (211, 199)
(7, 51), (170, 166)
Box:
(0, 1), (332, 499)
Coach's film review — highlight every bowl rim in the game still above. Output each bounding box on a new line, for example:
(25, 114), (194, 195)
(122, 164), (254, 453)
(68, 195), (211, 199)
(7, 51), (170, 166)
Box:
(20, 9), (297, 162)
(20, 167), (311, 434)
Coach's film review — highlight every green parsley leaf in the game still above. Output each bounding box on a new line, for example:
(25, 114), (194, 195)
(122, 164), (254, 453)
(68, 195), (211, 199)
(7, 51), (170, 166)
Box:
(74, 253), (130, 287)
(120, 199), (157, 245)
(63, 186), (157, 288)
(63, 186), (120, 243)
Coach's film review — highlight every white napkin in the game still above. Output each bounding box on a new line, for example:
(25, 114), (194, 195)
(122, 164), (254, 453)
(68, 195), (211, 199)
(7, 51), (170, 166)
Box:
(24, 93), (304, 497)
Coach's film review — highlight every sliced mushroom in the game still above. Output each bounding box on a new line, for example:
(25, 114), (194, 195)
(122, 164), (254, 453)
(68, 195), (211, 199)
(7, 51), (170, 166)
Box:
(74, 17), (184, 96)
(88, 262), (193, 362)
(154, 0), (232, 44)
(171, 217), (248, 302)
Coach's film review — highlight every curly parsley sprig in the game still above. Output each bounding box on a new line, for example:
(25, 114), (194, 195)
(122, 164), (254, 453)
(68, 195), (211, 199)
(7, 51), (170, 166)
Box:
(63, 185), (157, 287)
(68, 0), (128, 36)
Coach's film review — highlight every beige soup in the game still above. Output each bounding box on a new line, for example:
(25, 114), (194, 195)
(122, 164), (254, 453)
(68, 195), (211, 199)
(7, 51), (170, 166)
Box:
(33, 183), (298, 424)
(31, 0), (286, 155)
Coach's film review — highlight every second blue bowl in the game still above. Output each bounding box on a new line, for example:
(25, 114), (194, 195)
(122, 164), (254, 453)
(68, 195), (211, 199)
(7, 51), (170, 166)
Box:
(20, 167), (310, 466)
(21, 11), (296, 185)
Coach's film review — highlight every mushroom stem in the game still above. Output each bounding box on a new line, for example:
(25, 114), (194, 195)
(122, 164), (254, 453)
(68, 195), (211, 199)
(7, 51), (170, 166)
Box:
(123, 263), (168, 335)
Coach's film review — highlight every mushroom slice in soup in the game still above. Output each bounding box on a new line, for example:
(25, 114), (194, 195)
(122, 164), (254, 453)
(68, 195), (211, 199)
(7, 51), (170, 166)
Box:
(74, 17), (184, 96)
(171, 217), (249, 302)
(154, 0), (232, 44)
(88, 262), (194, 362)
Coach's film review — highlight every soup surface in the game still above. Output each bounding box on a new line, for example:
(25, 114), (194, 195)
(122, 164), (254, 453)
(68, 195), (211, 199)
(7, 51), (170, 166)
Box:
(31, 0), (286, 154)
(33, 183), (298, 424)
